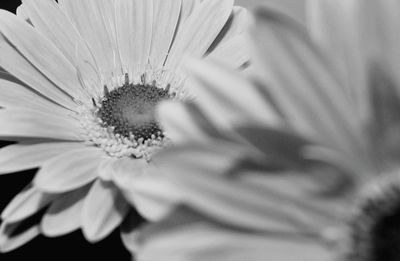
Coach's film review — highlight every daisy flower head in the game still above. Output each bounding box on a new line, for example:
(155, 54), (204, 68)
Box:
(125, 0), (400, 260)
(0, 0), (249, 252)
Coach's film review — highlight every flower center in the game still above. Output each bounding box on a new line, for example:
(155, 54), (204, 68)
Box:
(345, 173), (400, 261)
(78, 69), (186, 159)
(97, 82), (170, 141)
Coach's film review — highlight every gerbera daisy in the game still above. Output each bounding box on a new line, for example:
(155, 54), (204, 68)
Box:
(120, 0), (400, 260)
(0, 0), (249, 252)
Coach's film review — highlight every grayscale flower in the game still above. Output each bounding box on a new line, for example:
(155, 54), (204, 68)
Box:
(0, 0), (249, 252)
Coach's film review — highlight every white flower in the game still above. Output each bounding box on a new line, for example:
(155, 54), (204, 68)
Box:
(0, 0), (249, 252)
(125, 0), (400, 260)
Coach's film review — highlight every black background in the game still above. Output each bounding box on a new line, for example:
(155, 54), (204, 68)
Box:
(0, 1), (130, 260)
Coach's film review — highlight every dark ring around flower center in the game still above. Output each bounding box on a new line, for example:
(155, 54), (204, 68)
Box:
(97, 81), (170, 141)
(346, 174), (400, 261)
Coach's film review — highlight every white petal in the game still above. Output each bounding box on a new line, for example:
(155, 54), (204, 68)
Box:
(58, 0), (120, 79)
(22, 0), (100, 98)
(185, 59), (280, 130)
(0, 221), (39, 253)
(111, 158), (181, 221)
(207, 6), (249, 53)
(307, 0), (369, 121)
(1, 186), (57, 223)
(251, 8), (368, 165)
(0, 108), (82, 141)
(149, 0), (182, 68)
(115, 0), (154, 73)
(0, 79), (72, 115)
(41, 185), (91, 237)
(180, 0), (199, 22)
(0, 142), (83, 175)
(81, 180), (128, 242)
(205, 34), (250, 68)
(165, 0), (234, 70)
(34, 147), (104, 193)
(16, 4), (29, 22)
(135, 209), (333, 261)
(0, 32), (74, 109)
(157, 101), (222, 144)
(0, 10), (87, 102)
(154, 142), (334, 234)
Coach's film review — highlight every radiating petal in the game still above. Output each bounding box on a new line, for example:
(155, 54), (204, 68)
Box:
(185, 59), (280, 129)
(16, 4), (29, 22)
(205, 34), (250, 68)
(115, 0), (154, 73)
(58, 0), (120, 79)
(111, 158), (181, 221)
(251, 8), (368, 167)
(157, 101), (223, 144)
(0, 221), (39, 253)
(0, 10), (87, 102)
(0, 32), (74, 109)
(0, 79), (72, 115)
(1, 186), (57, 223)
(41, 185), (91, 237)
(22, 0), (100, 98)
(207, 6), (249, 54)
(180, 0), (199, 22)
(307, 0), (369, 121)
(135, 207), (333, 261)
(34, 148), (104, 193)
(165, 0), (234, 71)
(154, 141), (342, 234)
(0, 108), (82, 141)
(0, 142), (83, 174)
(149, 0), (181, 68)
(81, 180), (129, 242)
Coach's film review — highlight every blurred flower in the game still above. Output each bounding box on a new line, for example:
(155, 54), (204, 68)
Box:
(123, 0), (400, 260)
(0, 0), (249, 252)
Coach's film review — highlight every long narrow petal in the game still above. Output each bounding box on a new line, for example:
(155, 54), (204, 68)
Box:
(149, 0), (182, 68)
(110, 158), (181, 221)
(185, 60), (280, 129)
(0, 10), (87, 101)
(81, 180), (129, 242)
(22, 0), (100, 98)
(307, 0), (369, 121)
(1, 186), (57, 223)
(58, 0), (120, 79)
(0, 221), (39, 253)
(205, 34), (250, 68)
(115, 0), (154, 73)
(0, 108), (82, 141)
(0, 32), (74, 109)
(251, 8), (368, 165)
(33, 148), (104, 193)
(0, 79), (72, 115)
(165, 0), (234, 71)
(135, 208), (333, 261)
(0, 142), (83, 174)
(41, 185), (91, 237)
(154, 142), (343, 234)
(206, 6), (249, 54)
(157, 101), (223, 144)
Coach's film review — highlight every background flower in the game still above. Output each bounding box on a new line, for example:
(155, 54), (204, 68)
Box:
(0, 0), (249, 254)
(122, 0), (400, 260)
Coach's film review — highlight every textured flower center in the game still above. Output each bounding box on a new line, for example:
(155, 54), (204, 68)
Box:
(78, 70), (185, 159)
(98, 82), (170, 141)
(346, 173), (400, 261)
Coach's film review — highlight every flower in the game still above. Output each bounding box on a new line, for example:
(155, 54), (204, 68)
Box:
(125, 0), (400, 260)
(0, 0), (249, 252)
